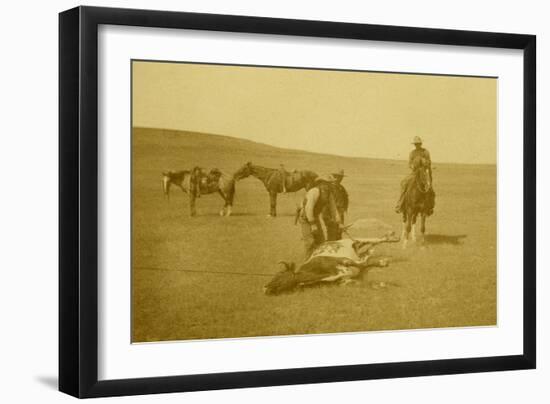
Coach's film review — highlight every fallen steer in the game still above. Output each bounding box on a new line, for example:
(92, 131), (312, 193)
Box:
(264, 232), (400, 295)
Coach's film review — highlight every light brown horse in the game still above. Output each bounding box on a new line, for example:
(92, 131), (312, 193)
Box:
(400, 157), (435, 247)
(233, 162), (318, 217)
(162, 168), (235, 216)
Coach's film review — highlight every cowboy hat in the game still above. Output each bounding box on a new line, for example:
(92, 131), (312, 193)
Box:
(331, 169), (346, 177)
(316, 174), (338, 183)
(412, 136), (423, 144)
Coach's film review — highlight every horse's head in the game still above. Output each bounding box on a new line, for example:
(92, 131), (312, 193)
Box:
(233, 162), (252, 180)
(412, 157), (431, 192)
(264, 261), (298, 295)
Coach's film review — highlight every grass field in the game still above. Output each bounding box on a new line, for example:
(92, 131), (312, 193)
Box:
(132, 127), (496, 342)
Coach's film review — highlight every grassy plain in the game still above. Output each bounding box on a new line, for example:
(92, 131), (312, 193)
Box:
(132, 127), (496, 342)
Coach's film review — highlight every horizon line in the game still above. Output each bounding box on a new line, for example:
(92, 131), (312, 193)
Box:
(132, 126), (497, 167)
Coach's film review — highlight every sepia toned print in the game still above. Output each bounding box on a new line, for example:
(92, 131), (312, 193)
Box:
(132, 60), (496, 343)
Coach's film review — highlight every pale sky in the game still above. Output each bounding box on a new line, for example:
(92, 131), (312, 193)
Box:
(132, 61), (497, 164)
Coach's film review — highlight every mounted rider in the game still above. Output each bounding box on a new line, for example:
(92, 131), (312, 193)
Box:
(395, 136), (432, 213)
(298, 176), (344, 259)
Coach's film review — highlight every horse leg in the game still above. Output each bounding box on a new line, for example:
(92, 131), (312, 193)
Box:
(402, 212), (411, 249)
(401, 213), (407, 245)
(221, 193), (233, 217)
(218, 190), (227, 216)
(189, 193), (197, 217)
(411, 213), (418, 242)
(162, 178), (171, 200)
(226, 182), (235, 217)
(268, 192), (277, 217)
(420, 213), (426, 244)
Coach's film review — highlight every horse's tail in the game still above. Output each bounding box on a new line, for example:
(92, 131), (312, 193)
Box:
(220, 176), (236, 205)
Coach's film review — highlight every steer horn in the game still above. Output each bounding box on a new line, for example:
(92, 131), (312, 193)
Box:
(384, 231), (400, 242)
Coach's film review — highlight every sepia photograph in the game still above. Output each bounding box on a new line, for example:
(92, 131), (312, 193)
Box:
(131, 60), (497, 343)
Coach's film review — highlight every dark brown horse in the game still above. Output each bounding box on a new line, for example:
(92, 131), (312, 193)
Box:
(233, 162), (318, 217)
(401, 157), (435, 247)
(162, 168), (236, 216)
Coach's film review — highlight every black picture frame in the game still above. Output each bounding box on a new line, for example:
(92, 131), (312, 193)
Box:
(59, 5), (536, 398)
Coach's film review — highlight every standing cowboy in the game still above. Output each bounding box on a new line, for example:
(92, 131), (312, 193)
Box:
(323, 169), (348, 239)
(331, 169), (345, 184)
(298, 177), (343, 259)
(395, 136), (432, 213)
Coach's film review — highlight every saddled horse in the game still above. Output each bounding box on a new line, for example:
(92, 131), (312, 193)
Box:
(401, 157), (435, 247)
(233, 162), (318, 217)
(162, 168), (235, 216)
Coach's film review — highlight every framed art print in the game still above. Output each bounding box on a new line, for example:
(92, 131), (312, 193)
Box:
(59, 6), (536, 398)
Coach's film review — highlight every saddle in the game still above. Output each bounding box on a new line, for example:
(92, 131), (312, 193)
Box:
(198, 168), (222, 194)
(207, 168), (223, 182)
(280, 169), (302, 189)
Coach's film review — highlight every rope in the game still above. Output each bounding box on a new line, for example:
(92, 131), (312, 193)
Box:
(134, 266), (274, 277)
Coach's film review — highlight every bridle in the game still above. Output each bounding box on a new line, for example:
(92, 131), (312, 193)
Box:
(235, 164), (251, 180)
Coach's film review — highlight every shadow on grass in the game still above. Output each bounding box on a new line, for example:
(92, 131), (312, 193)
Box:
(366, 280), (402, 289)
(285, 274), (401, 295)
(200, 212), (255, 217)
(425, 234), (467, 245)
